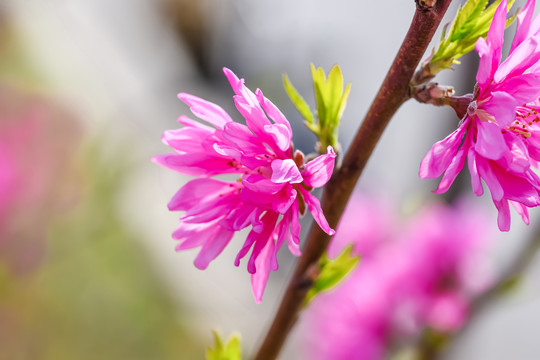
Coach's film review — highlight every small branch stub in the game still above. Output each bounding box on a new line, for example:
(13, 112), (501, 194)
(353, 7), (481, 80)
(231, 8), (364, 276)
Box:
(416, 0), (437, 11)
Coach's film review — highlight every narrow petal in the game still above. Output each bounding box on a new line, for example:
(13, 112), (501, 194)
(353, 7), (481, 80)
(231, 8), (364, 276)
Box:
(168, 178), (233, 211)
(302, 146), (336, 188)
(193, 227), (235, 269)
(479, 0), (508, 86)
(509, 0), (536, 53)
(494, 199), (511, 232)
(256, 89), (293, 133)
(419, 121), (467, 179)
(477, 158), (504, 201)
(510, 200), (530, 225)
(291, 201), (301, 245)
(467, 140), (484, 196)
(251, 237), (275, 303)
(495, 38), (540, 83)
(152, 153), (238, 176)
(223, 67), (259, 107)
(246, 212), (279, 274)
(178, 93), (232, 128)
(434, 139), (467, 194)
(299, 187), (335, 236)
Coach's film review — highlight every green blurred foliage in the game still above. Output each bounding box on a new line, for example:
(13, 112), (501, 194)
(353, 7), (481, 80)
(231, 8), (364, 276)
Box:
(206, 331), (242, 360)
(304, 245), (360, 306)
(0, 143), (204, 360)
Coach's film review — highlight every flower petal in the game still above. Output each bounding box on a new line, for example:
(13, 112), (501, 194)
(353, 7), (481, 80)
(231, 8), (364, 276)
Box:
(299, 187), (335, 236)
(302, 146), (336, 188)
(178, 93), (232, 128)
(419, 120), (467, 179)
(271, 159), (303, 184)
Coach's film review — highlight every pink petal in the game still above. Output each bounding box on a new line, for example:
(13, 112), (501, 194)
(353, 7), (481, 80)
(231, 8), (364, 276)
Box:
(494, 199), (511, 231)
(291, 201), (301, 245)
(475, 121), (507, 160)
(298, 187), (335, 236)
(272, 186), (297, 215)
(264, 123), (292, 152)
(168, 178), (232, 211)
(477, 158), (505, 202)
(476, 0), (507, 86)
(246, 212), (279, 274)
(271, 159), (303, 184)
(243, 174), (287, 194)
(419, 120), (467, 179)
(509, 0), (536, 53)
(510, 200), (530, 225)
(178, 93), (232, 128)
(222, 121), (265, 153)
(251, 236), (275, 303)
(223, 67), (259, 107)
(467, 141), (484, 196)
(434, 139), (467, 194)
(495, 38), (540, 83)
(493, 73), (540, 105)
(276, 209), (301, 257)
(162, 127), (212, 153)
(479, 91), (518, 128)
(255, 89), (293, 133)
(193, 226), (235, 269)
(302, 146), (336, 188)
(152, 153), (238, 176)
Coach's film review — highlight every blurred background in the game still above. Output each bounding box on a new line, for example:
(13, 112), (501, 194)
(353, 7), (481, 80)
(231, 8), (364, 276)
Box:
(0, 0), (539, 359)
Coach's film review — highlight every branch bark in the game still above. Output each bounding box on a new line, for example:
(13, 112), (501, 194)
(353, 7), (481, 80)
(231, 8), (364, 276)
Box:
(253, 1), (454, 359)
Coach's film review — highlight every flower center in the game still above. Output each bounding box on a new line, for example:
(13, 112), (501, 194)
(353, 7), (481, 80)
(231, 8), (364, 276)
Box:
(503, 105), (540, 139)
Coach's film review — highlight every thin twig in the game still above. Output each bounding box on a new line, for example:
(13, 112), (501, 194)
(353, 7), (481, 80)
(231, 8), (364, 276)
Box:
(253, 1), (454, 359)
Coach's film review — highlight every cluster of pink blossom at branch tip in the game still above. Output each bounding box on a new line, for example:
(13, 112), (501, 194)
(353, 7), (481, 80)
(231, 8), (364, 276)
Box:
(420, 0), (540, 231)
(300, 194), (494, 360)
(153, 68), (336, 302)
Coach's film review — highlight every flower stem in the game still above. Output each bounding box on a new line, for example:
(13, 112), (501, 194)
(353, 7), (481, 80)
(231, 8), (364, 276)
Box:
(253, 1), (454, 359)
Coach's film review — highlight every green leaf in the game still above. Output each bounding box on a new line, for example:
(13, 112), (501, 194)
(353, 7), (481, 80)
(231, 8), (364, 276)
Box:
(430, 0), (515, 73)
(311, 64), (328, 129)
(282, 74), (315, 126)
(326, 65), (345, 128)
(206, 331), (242, 360)
(284, 64), (350, 152)
(304, 245), (360, 305)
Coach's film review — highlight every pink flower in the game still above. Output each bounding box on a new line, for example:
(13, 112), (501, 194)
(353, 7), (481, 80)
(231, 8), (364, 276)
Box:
(154, 68), (336, 302)
(299, 195), (494, 360)
(420, 0), (540, 231)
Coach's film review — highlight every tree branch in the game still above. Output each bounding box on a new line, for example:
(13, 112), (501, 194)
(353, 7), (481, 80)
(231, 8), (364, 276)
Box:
(253, 1), (454, 359)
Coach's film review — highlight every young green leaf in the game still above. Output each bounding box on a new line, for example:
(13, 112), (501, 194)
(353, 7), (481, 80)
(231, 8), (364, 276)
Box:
(284, 64), (350, 152)
(429, 0), (515, 74)
(206, 331), (242, 360)
(304, 245), (360, 306)
(282, 74), (315, 126)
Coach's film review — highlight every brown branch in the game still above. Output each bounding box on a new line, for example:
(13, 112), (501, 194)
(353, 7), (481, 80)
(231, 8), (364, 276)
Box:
(253, 1), (454, 359)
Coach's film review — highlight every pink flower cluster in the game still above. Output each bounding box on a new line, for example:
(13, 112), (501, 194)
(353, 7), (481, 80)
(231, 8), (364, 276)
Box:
(420, 0), (540, 231)
(300, 194), (493, 360)
(154, 68), (336, 302)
